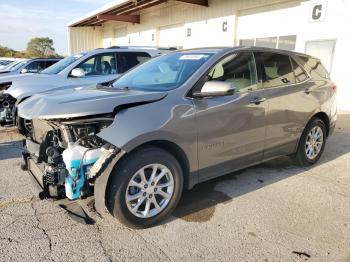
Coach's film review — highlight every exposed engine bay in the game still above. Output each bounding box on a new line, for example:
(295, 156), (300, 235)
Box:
(0, 94), (16, 126)
(23, 116), (118, 200)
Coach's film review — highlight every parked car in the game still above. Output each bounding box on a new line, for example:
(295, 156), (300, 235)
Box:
(0, 58), (60, 77)
(0, 60), (14, 70)
(19, 47), (337, 228)
(0, 47), (172, 133)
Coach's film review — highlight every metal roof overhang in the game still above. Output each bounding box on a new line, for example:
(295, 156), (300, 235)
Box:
(68, 0), (208, 27)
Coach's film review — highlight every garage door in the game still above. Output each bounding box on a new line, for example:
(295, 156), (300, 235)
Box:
(158, 24), (184, 49)
(114, 27), (128, 45)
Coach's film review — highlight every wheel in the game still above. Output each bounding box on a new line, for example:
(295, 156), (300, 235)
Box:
(293, 117), (327, 166)
(106, 146), (183, 228)
(17, 117), (32, 136)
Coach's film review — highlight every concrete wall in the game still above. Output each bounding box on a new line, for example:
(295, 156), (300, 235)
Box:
(68, 26), (103, 54)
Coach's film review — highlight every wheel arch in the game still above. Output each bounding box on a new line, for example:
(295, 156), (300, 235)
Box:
(311, 111), (330, 137)
(119, 139), (192, 190)
(94, 139), (195, 218)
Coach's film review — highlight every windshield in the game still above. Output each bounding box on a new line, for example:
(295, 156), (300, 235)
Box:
(41, 53), (86, 74)
(2, 61), (26, 72)
(112, 52), (213, 91)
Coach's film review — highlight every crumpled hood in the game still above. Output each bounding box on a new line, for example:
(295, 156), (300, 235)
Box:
(18, 86), (167, 120)
(2, 74), (63, 101)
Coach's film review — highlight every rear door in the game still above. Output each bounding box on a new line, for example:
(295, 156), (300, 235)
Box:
(194, 51), (267, 182)
(256, 52), (317, 160)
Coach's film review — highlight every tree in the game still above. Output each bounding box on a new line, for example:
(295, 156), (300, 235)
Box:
(0, 45), (15, 57)
(26, 37), (55, 57)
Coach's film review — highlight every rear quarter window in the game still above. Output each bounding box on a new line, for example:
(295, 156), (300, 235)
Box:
(297, 56), (329, 79)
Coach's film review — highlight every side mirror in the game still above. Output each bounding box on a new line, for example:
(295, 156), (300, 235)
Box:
(193, 81), (235, 98)
(20, 68), (28, 74)
(70, 68), (85, 78)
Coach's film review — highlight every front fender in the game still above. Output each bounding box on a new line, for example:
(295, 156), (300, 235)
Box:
(97, 97), (198, 173)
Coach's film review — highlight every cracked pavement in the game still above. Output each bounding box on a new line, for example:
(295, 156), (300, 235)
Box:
(1, 112), (350, 262)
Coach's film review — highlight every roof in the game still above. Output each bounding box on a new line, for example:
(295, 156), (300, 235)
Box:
(67, 0), (166, 27)
(67, 0), (208, 27)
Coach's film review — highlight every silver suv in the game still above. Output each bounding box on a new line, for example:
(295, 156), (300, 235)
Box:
(0, 47), (171, 133)
(19, 47), (337, 228)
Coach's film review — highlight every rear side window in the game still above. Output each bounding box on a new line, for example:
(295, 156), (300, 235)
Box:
(297, 56), (329, 79)
(45, 60), (58, 68)
(260, 53), (295, 88)
(291, 58), (308, 83)
(119, 52), (151, 73)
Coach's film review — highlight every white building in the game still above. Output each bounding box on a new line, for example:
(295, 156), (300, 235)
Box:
(68, 0), (349, 110)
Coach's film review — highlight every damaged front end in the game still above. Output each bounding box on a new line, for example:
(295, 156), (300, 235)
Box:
(23, 116), (118, 200)
(0, 94), (16, 126)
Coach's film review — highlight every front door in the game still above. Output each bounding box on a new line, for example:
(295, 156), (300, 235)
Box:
(193, 51), (267, 182)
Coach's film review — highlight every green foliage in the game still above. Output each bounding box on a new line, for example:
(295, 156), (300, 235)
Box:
(26, 37), (55, 57)
(0, 37), (61, 58)
(0, 45), (16, 57)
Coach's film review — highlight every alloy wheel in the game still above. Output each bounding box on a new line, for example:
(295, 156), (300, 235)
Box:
(305, 126), (324, 160)
(125, 164), (174, 218)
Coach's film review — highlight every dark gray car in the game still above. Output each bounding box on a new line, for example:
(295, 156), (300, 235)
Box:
(19, 47), (337, 228)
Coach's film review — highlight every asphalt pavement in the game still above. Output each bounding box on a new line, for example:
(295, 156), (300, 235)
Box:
(0, 112), (350, 262)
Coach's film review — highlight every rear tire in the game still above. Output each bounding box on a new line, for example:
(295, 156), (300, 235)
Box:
(293, 117), (326, 166)
(106, 146), (183, 228)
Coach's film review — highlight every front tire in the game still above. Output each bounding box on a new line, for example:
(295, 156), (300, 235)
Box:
(293, 117), (327, 166)
(106, 146), (183, 228)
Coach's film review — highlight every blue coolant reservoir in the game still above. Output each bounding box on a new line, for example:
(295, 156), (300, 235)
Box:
(62, 144), (102, 200)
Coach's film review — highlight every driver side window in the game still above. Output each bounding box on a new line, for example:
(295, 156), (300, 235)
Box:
(207, 52), (258, 92)
(75, 53), (117, 76)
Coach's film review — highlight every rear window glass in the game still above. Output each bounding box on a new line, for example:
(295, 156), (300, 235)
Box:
(297, 56), (329, 79)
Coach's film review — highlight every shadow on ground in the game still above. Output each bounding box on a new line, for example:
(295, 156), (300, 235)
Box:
(0, 140), (23, 161)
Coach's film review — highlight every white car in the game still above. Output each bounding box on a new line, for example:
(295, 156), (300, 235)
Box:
(0, 46), (173, 134)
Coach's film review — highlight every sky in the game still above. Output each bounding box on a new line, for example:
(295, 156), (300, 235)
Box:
(0, 0), (111, 55)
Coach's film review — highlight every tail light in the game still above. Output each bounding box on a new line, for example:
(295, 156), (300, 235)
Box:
(332, 83), (337, 92)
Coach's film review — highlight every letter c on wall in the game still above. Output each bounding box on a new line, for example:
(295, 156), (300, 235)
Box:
(312, 4), (322, 20)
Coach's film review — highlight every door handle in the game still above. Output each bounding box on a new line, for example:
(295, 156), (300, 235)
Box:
(250, 97), (266, 105)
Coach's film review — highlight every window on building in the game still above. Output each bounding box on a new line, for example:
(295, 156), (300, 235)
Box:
(239, 39), (255, 46)
(278, 35), (297, 51)
(119, 52), (151, 72)
(207, 52), (258, 92)
(75, 53), (117, 75)
(256, 37), (278, 49)
(291, 58), (308, 83)
(260, 53), (295, 88)
(240, 35), (297, 51)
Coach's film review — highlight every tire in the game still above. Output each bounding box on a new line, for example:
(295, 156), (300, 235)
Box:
(106, 146), (183, 228)
(17, 117), (32, 136)
(293, 117), (327, 166)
